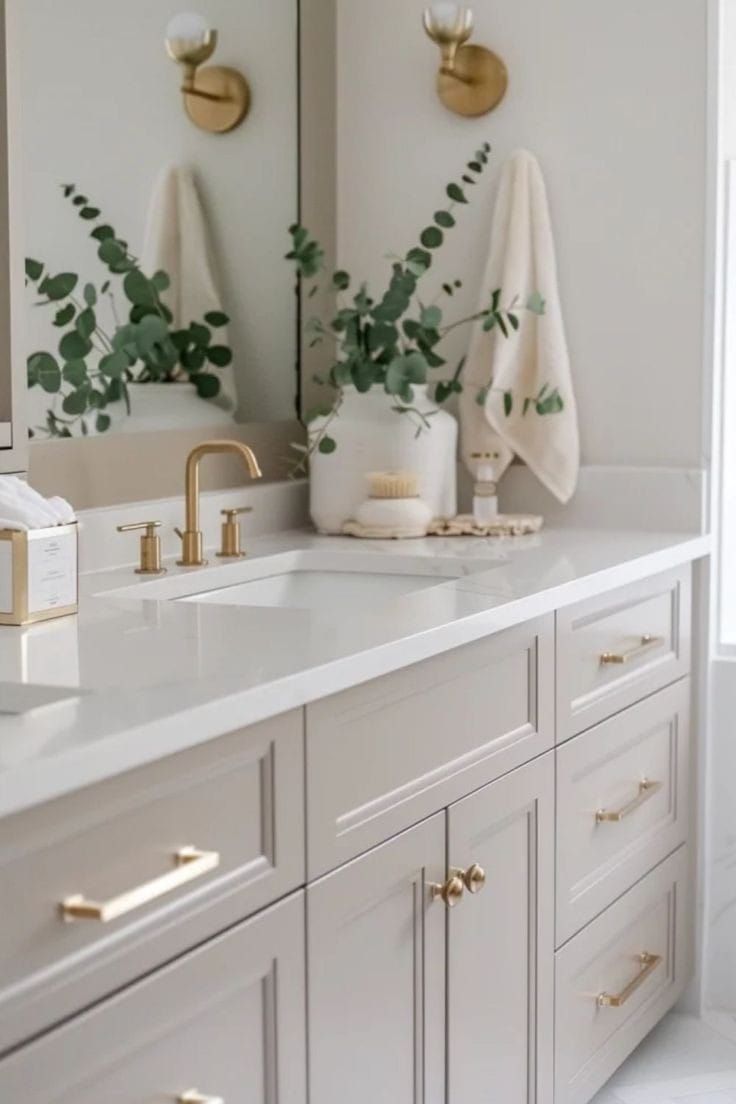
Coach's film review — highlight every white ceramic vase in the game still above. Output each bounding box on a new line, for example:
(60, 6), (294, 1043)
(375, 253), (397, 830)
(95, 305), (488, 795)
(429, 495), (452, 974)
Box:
(309, 385), (458, 534)
(119, 383), (234, 434)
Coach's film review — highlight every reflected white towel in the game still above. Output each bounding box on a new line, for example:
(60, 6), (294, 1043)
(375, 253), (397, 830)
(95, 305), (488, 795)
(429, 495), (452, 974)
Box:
(459, 150), (580, 504)
(141, 165), (236, 410)
(0, 476), (75, 531)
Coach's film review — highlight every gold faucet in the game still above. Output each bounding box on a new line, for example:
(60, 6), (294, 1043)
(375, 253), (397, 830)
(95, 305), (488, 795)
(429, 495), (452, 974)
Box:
(176, 441), (262, 566)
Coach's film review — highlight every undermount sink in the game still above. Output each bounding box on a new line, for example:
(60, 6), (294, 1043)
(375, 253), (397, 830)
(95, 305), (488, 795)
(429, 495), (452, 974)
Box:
(107, 550), (499, 613)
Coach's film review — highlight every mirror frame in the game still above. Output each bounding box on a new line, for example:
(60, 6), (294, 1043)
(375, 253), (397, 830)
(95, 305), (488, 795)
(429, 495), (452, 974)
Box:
(0, 0), (337, 505)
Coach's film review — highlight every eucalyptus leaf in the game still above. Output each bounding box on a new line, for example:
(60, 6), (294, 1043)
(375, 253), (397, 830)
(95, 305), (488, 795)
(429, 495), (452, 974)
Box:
(59, 331), (91, 360)
(40, 273), (78, 301)
(25, 258), (43, 282)
(53, 304), (76, 328)
(193, 373), (221, 399)
(99, 350), (129, 379)
(63, 360), (88, 388)
(62, 389), (90, 416)
(434, 211), (455, 229)
(318, 436), (337, 455)
(447, 183), (467, 204)
(96, 413), (112, 433)
(420, 226), (443, 249)
(205, 310), (229, 328)
(207, 346), (233, 368)
(28, 352), (61, 393)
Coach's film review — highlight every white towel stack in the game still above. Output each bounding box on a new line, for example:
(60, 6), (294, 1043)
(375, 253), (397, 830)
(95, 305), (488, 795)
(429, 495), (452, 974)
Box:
(0, 477), (75, 532)
(460, 149), (580, 504)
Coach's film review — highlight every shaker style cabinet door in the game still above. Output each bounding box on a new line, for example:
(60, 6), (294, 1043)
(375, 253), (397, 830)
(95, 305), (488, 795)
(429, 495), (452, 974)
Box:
(0, 891), (307, 1104)
(447, 754), (555, 1104)
(307, 813), (446, 1104)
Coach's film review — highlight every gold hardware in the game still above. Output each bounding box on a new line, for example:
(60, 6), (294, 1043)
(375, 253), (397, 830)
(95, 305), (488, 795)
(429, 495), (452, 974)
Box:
(460, 862), (487, 894)
(423, 5), (508, 118)
(177, 441), (262, 567)
(217, 507), (253, 559)
(61, 847), (220, 923)
(178, 1093), (224, 1104)
(117, 520), (166, 576)
(600, 634), (665, 666)
(596, 779), (663, 824)
(165, 14), (250, 134)
(430, 872), (465, 908)
(596, 952), (663, 1008)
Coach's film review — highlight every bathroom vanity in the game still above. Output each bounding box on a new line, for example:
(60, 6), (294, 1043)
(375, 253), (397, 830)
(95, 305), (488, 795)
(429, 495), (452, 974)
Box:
(0, 527), (707, 1104)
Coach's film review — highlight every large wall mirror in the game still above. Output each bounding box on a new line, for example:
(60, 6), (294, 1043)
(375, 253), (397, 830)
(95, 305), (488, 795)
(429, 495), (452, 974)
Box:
(0, 0), (323, 502)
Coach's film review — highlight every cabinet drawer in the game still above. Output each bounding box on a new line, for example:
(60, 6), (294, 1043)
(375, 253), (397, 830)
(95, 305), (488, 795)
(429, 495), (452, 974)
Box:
(557, 567), (691, 741)
(0, 710), (304, 1056)
(306, 616), (554, 877)
(557, 681), (690, 945)
(0, 890), (306, 1104)
(555, 847), (692, 1104)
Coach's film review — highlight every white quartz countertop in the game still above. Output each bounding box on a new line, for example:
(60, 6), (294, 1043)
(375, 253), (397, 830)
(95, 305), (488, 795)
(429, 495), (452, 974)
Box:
(0, 527), (710, 818)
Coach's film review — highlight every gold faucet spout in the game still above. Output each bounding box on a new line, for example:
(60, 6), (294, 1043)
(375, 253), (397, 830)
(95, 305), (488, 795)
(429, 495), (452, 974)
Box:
(178, 440), (262, 567)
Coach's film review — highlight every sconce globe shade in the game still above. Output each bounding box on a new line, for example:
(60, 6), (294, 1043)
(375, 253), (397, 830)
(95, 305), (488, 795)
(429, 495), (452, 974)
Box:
(425, 2), (474, 40)
(165, 11), (217, 65)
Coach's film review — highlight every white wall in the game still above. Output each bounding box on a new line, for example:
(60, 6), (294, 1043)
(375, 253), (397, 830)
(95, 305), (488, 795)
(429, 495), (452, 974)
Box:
(336, 0), (708, 470)
(15, 0), (298, 424)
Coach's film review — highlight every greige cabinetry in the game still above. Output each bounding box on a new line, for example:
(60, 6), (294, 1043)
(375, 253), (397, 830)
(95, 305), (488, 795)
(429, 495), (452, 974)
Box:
(0, 567), (695, 1104)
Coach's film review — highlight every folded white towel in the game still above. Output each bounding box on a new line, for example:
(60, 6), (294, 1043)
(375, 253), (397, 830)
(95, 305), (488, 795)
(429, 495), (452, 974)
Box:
(0, 477), (76, 531)
(141, 165), (237, 411)
(459, 150), (580, 504)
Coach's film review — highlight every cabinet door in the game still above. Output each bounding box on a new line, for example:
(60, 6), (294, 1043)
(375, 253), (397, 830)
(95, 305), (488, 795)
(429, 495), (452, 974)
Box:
(448, 754), (554, 1104)
(0, 891), (307, 1104)
(308, 813), (446, 1104)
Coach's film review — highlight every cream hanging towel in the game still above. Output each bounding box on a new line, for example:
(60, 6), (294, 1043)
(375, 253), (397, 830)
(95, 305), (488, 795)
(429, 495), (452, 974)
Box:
(141, 165), (236, 410)
(459, 150), (579, 503)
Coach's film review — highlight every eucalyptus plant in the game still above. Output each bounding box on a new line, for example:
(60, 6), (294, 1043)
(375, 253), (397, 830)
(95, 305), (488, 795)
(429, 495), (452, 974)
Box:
(25, 186), (233, 438)
(286, 141), (562, 470)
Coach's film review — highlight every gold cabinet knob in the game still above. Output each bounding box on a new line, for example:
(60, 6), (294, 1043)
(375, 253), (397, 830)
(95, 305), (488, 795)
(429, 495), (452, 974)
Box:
(217, 506), (253, 559)
(431, 873), (465, 908)
(461, 863), (487, 894)
(117, 521), (166, 576)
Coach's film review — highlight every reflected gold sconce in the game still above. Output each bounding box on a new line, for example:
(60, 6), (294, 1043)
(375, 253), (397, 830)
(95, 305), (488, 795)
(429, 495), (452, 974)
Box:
(165, 12), (250, 134)
(423, 3), (508, 117)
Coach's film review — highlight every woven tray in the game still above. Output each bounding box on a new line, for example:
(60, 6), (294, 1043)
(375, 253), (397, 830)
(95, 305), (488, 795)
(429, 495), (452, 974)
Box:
(428, 514), (543, 538)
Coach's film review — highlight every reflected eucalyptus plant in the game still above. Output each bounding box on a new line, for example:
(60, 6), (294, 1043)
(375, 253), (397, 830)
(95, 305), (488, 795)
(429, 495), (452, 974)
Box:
(286, 142), (562, 472)
(25, 186), (233, 438)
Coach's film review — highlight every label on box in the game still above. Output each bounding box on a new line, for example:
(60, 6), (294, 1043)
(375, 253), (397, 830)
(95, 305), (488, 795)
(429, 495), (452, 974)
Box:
(0, 542), (11, 614)
(27, 530), (77, 614)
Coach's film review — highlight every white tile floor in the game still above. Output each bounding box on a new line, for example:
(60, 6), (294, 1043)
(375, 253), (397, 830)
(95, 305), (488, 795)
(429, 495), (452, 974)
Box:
(591, 1013), (736, 1104)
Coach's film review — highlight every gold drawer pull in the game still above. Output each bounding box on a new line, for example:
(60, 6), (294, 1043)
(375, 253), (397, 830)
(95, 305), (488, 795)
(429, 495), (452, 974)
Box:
(596, 952), (663, 1008)
(600, 634), (665, 666)
(61, 847), (220, 923)
(431, 873), (465, 908)
(596, 779), (663, 824)
(178, 1092), (224, 1104)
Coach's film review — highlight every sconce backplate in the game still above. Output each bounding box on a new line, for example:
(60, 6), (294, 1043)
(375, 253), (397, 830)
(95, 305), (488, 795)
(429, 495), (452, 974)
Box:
(438, 45), (508, 117)
(184, 66), (251, 133)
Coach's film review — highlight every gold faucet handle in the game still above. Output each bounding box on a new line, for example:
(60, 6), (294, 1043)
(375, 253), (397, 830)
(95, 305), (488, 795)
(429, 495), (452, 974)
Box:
(218, 507), (252, 559)
(117, 521), (166, 576)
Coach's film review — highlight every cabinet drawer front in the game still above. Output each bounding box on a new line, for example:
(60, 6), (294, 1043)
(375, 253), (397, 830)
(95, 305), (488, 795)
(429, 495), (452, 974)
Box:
(307, 616), (554, 878)
(557, 567), (691, 741)
(0, 710), (304, 1055)
(555, 847), (692, 1104)
(0, 891), (306, 1104)
(557, 681), (690, 945)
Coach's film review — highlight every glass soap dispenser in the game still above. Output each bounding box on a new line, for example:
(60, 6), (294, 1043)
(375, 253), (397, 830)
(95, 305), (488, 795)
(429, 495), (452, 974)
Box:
(471, 451), (501, 525)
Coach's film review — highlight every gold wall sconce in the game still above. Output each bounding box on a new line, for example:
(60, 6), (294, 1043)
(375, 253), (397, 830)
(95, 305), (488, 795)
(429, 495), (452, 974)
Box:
(165, 12), (251, 134)
(423, 3), (508, 118)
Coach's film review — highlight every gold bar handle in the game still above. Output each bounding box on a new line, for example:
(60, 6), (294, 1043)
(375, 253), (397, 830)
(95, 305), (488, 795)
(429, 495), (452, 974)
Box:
(600, 634), (665, 666)
(178, 1092), (225, 1104)
(596, 779), (663, 824)
(597, 952), (663, 1008)
(61, 847), (220, 923)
